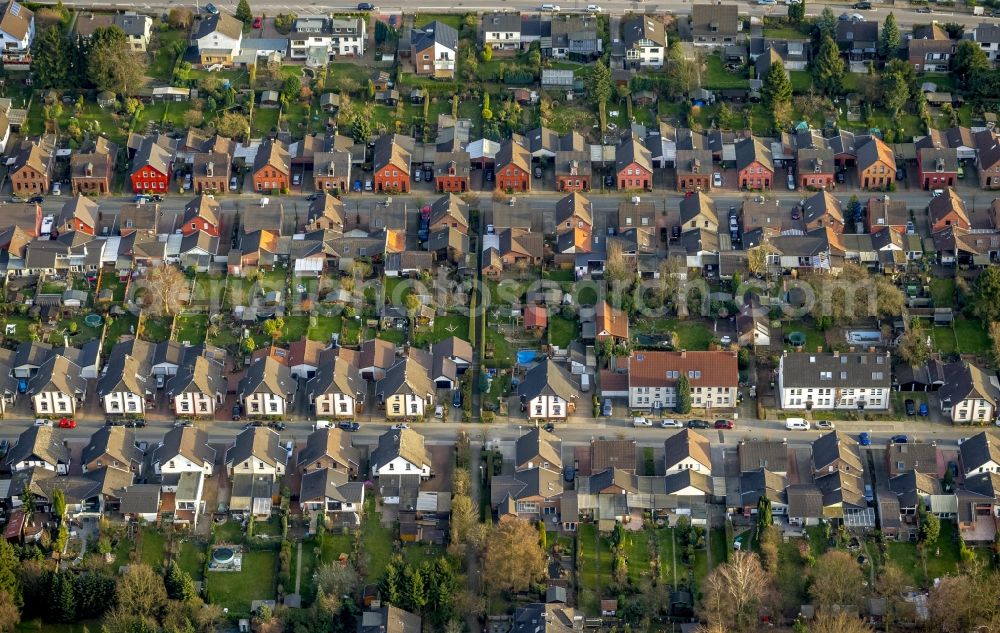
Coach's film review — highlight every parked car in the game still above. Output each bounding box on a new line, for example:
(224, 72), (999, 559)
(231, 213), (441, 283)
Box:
(414, 168), (423, 182)
(890, 434), (908, 444)
(540, 3), (561, 10)
(720, 335), (732, 346)
(916, 5), (932, 12)
(183, 174), (192, 190)
(292, 173), (301, 186)
(231, 404), (242, 421)
(28, 195), (43, 203)
(452, 389), (462, 408)
(534, 166), (543, 179)
(712, 172), (722, 187)
(357, 2), (374, 9)
(896, 168), (906, 181)
(604, 174), (615, 188)
(52, 182), (61, 196)
(586, 4), (603, 11)
(602, 398), (613, 417)
(543, 422), (555, 432)
(338, 421), (361, 431)
(687, 419), (710, 429)
(714, 419), (734, 429)
(484, 169), (495, 182)
(205, 2), (219, 14)
(660, 419), (683, 428)
(364, 179), (373, 191)
(424, 170), (433, 182)
(853, 1), (872, 8)
(815, 420), (835, 430)
(918, 402), (929, 416)
(58, 418), (76, 429)
(786, 173), (795, 190)
(905, 399), (916, 415)
(757, 0), (776, 5)
(392, 423), (410, 430)
(836, 171), (846, 184)
(268, 421), (286, 431)
(859, 432), (871, 446)
(229, 176), (238, 191)
(633, 417), (652, 427)
(252, 16), (262, 28)
(34, 419), (52, 427)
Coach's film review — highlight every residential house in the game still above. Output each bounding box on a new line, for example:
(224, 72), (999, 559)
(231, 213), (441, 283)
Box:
(518, 359), (578, 420)
(550, 14), (600, 60)
(119, 484), (163, 522)
(886, 441), (939, 477)
(374, 134), (413, 193)
(777, 351), (892, 410)
(113, 12), (152, 51)
(801, 191), (845, 233)
(428, 194), (469, 234)
(739, 467), (788, 515)
(515, 427), (563, 471)
(928, 188), (970, 233)
(968, 22), (1000, 63)
(959, 431), (1000, 476)
(286, 338), (327, 380)
(97, 339), (153, 417)
(481, 12), (521, 50)
(167, 354), (226, 418)
(57, 195), (99, 236)
(939, 361), (1000, 424)
(491, 466), (564, 521)
(482, 227), (544, 279)
(786, 484), (825, 526)
(554, 192), (592, 254)
(299, 468), (365, 522)
(238, 356), (296, 417)
(664, 429), (712, 474)
(9, 138), (52, 196)
(0, 1), (33, 62)
(307, 353), (365, 418)
(10, 466), (133, 519)
(735, 137), (774, 190)
(357, 338), (397, 381)
(679, 191), (719, 233)
(427, 227), (469, 264)
(690, 4), (741, 47)
(835, 20), (878, 61)
(932, 225), (1000, 267)
(191, 151), (230, 194)
(180, 194), (221, 237)
(297, 426), (361, 476)
(627, 350), (738, 411)
(361, 606), (421, 633)
(81, 426), (143, 474)
(288, 15), (366, 64)
(495, 137), (532, 192)
(594, 301), (628, 342)
(622, 15), (666, 68)
(916, 141), (959, 191)
(6, 425), (69, 474)
(129, 135), (173, 194)
(591, 439), (637, 473)
(370, 427), (432, 478)
(193, 12), (243, 66)
(252, 139), (291, 193)
(796, 147), (835, 190)
(225, 426), (287, 516)
(555, 151), (591, 192)
(909, 24), (954, 72)
(313, 148), (352, 193)
(675, 149), (713, 192)
(29, 354), (87, 416)
(151, 426), (215, 477)
(615, 137), (653, 191)
(856, 136), (896, 190)
(866, 195), (910, 234)
(411, 21), (458, 78)
(376, 351), (435, 418)
(433, 150), (471, 192)
(977, 130), (1000, 190)
(70, 137), (117, 195)
(305, 193), (345, 232)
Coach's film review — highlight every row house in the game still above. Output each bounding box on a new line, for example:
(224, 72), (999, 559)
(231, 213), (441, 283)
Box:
(554, 192), (592, 254)
(191, 151), (230, 194)
(801, 191), (845, 233)
(551, 14), (601, 60)
(313, 148), (352, 193)
(492, 427), (563, 521)
(856, 136), (895, 190)
(167, 354), (226, 418)
(97, 339), (154, 417)
(307, 352), (365, 418)
(778, 351), (891, 411)
(676, 149), (713, 192)
(495, 137), (532, 192)
(975, 129), (1000, 190)
(226, 426), (288, 516)
(689, 3), (742, 47)
(735, 137), (773, 191)
(518, 359), (578, 420)
(376, 349), (435, 418)
(129, 134), (175, 193)
(616, 136), (653, 191)
(429, 194), (469, 234)
(9, 138), (53, 196)
(679, 191), (718, 233)
(81, 426), (144, 475)
(58, 195), (99, 235)
(796, 147), (835, 190)
(182, 194), (221, 237)
(305, 193), (346, 233)
(5, 425), (70, 474)
(252, 138), (291, 193)
(70, 136), (117, 195)
(193, 11), (242, 66)
(481, 227), (543, 279)
(967, 22), (1000, 63)
(628, 350), (739, 411)
(374, 134), (414, 193)
(239, 355), (296, 417)
(288, 15), (366, 65)
(433, 149), (471, 192)
(908, 24), (954, 72)
(939, 361), (1000, 424)
(916, 135), (959, 191)
(622, 15), (666, 68)
(480, 11), (521, 51)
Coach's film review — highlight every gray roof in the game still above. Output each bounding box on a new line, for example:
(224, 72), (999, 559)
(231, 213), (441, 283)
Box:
(166, 354), (226, 398)
(663, 469), (713, 495)
(964, 471), (1000, 502)
(735, 137), (773, 172)
(81, 426), (143, 471)
(194, 11), (243, 40)
(119, 483), (162, 514)
(482, 11), (521, 33)
(622, 15), (665, 48)
(781, 351), (890, 389)
(412, 20), (458, 52)
(815, 469), (865, 509)
(376, 352), (434, 400)
(812, 431), (863, 473)
(960, 431), (1000, 474)
(664, 429), (711, 471)
(940, 361), (1000, 411)
(836, 20), (878, 46)
(738, 439), (789, 473)
(786, 483), (824, 518)
(491, 467), (564, 504)
(299, 467), (365, 504)
(239, 356), (295, 399)
(888, 470), (940, 508)
(887, 441), (938, 476)
(6, 426), (70, 469)
(691, 3), (740, 37)
(615, 136), (653, 173)
(518, 359), (577, 402)
(98, 339), (153, 397)
(297, 427), (361, 471)
(512, 604), (582, 633)
(225, 426), (287, 469)
(739, 468), (787, 507)
(515, 427), (562, 471)
(151, 426), (216, 469)
(361, 606), (422, 633)
(307, 353), (364, 400)
(29, 354), (86, 398)
(371, 428), (431, 471)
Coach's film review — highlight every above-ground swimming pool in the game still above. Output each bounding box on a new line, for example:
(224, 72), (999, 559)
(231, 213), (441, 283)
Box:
(787, 332), (805, 346)
(517, 349), (539, 365)
(212, 547), (236, 564)
(847, 330), (881, 345)
(83, 314), (102, 327)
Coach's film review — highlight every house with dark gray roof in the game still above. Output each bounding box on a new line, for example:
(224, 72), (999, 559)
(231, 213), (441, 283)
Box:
(738, 469), (787, 513)
(307, 353), (365, 419)
(835, 20), (878, 61)
(297, 427), (361, 476)
(361, 605), (422, 633)
(225, 426), (287, 476)
(786, 484), (824, 526)
(939, 361), (1000, 424)
(411, 21), (458, 78)
(119, 483), (162, 522)
(621, 15), (665, 68)
(299, 468), (365, 522)
(959, 431), (1000, 477)
(81, 426), (144, 475)
(6, 425), (70, 474)
(511, 603), (583, 633)
(664, 429), (711, 474)
(886, 441), (939, 477)
(376, 350), (435, 419)
(238, 356), (296, 418)
(518, 359), (578, 420)
(371, 427), (431, 479)
(778, 351), (891, 410)
(690, 3), (741, 46)
(491, 466), (564, 521)
(811, 431), (863, 476)
(515, 427), (562, 472)
(151, 426), (216, 477)
(550, 14), (600, 60)
(97, 339), (154, 418)
(737, 439), (789, 474)
(29, 354), (87, 417)
(481, 11), (521, 50)
(167, 354), (226, 419)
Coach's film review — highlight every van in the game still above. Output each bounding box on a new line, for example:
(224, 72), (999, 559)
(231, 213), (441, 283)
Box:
(784, 417), (810, 431)
(580, 374), (591, 392)
(314, 420), (331, 429)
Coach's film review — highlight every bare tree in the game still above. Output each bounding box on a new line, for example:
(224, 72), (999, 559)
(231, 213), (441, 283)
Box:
(700, 551), (771, 633)
(137, 264), (187, 318)
(810, 550), (864, 612)
(746, 241), (776, 279)
(809, 613), (875, 633)
(0, 591), (18, 633)
(114, 563), (168, 620)
(878, 562), (915, 630)
(482, 517), (547, 594)
(898, 320), (931, 366)
(604, 240), (635, 289)
(989, 321), (1000, 366)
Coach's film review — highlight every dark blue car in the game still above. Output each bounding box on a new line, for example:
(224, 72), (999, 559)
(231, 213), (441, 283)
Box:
(859, 432), (871, 446)
(17, 379), (26, 394)
(353, 180), (362, 192)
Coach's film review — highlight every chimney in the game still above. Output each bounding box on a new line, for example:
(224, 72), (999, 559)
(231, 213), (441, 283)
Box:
(833, 350), (839, 357)
(680, 350), (687, 358)
(328, 162), (335, 176)
(84, 162), (93, 177)
(206, 160), (214, 177)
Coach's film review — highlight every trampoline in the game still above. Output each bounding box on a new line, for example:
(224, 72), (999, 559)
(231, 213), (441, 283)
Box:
(787, 332), (806, 346)
(83, 314), (102, 328)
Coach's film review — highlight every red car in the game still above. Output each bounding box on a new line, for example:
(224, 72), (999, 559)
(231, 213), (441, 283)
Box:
(58, 418), (76, 429)
(253, 16), (262, 28)
(714, 419), (734, 429)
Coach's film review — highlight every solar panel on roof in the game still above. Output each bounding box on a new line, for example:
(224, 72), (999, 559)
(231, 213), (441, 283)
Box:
(9, 3), (19, 16)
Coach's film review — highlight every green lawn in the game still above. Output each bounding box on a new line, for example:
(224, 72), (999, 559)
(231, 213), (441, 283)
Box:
(177, 539), (205, 581)
(622, 529), (651, 586)
(548, 315), (578, 348)
(577, 523), (612, 614)
(320, 532), (355, 563)
(789, 71), (813, 93)
(174, 314), (209, 344)
(361, 503), (393, 582)
(703, 54), (750, 90)
(141, 315), (172, 343)
(414, 13), (465, 29)
(0, 316), (38, 344)
(775, 538), (810, 611)
(930, 278), (955, 306)
(402, 544), (447, 568)
(192, 273), (226, 305)
(484, 325), (514, 368)
(140, 528), (166, 569)
(785, 322), (827, 352)
(207, 550), (277, 616)
(58, 317), (101, 344)
(252, 108), (281, 137)
(282, 315), (310, 342)
(934, 318), (991, 357)
(413, 312), (470, 347)
(633, 318), (716, 351)
(308, 315), (342, 343)
(762, 24), (810, 39)
(214, 521), (244, 544)
(104, 313), (139, 348)
(487, 279), (527, 306)
(255, 516), (283, 537)
(886, 521), (965, 586)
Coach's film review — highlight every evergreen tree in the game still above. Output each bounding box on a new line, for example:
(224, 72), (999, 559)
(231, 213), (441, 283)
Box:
(236, 0), (253, 27)
(51, 490), (66, 521)
(72, 573), (116, 620)
(762, 61), (792, 127)
(879, 13), (900, 59)
(756, 495), (773, 534)
(586, 58), (613, 109)
(164, 563), (196, 602)
(676, 375), (692, 414)
(0, 541), (19, 606)
(812, 34), (845, 96)
(537, 520), (547, 549)
(404, 563), (427, 613)
(49, 572), (76, 623)
(816, 7), (837, 39)
(31, 25), (73, 89)
(788, 0), (805, 23)
(378, 556), (403, 605)
(953, 39), (991, 89)
(422, 558), (456, 627)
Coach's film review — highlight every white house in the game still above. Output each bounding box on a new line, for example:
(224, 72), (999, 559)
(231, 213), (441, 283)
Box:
(288, 15), (366, 64)
(376, 353), (434, 419)
(192, 12), (243, 66)
(307, 355), (365, 419)
(225, 426), (288, 476)
(777, 351), (891, 411)
(29, 355), (86, 416)
(114, 12), (153, 52)
(939, 361), (1000, 424)
(238, 356), (295, 418)
(481, 12), (521, 50)
(663, 429), (713, 475)
(370, 427), (432, 478)
(621, 15), (665, 69)
(167, 355), (226, 418)
(0, 1), (34, 62)
(299, 468), (365, 523)
(517, 359), (578, 420)
(968, 23), (1000, 63)
(627, 350), (739, 411)
(151, 426), (215, 477)
(959, 431), (1000, 477)
(97, 340), (153, 417)
(5, 425), (70, 474)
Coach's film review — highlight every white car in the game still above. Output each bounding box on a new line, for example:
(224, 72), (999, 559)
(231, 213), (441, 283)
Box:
(633, 417), (653, 427)
(660, 419), (683, 428)
(541, 3), (560, 10)
(786, 173), (796, 190)
(391, 423), (410, 430)
(52, 182), (61, 196)
(586, 4), (602, 11)
(712, 172), (722, 187)
(815, 420), (836, 430)
(34, 419), (52, 427)
(720, 335), (732, 346)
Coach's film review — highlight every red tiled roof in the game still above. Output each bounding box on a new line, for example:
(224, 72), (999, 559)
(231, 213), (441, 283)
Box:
(627, 350), (739, 388)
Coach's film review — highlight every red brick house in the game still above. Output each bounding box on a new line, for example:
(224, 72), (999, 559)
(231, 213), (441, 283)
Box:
(916, 145), (958, 191)
(928, 188), (969, 233)
(181, 194), (221, 237)
(70, 137), (117, 196)
(373, 134), (413, 193)
(10, 139), (53, 197)
(434, 150), (470, 193)
(57, 195), (99, 235)
(856, 136), (896, 191)
(555, 151), (591, 192)
(675, 149), (712, 192)
(495, 138), (531, 192)
(735, 137), (774, 191)
(615, 137), (653, 191)
(975, 130), (1000, 190)
(130, 135), (173, 194)
(252, 139), (291, 193)
(191, 151), (230, 194)
(796, 147), (835, 190)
